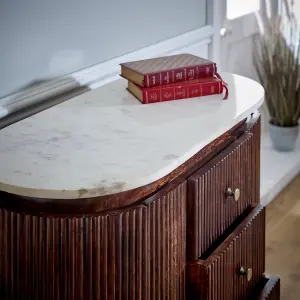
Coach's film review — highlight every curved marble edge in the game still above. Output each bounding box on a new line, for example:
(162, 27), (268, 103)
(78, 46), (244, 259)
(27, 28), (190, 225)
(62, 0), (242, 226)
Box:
(0, 73), (264, 199)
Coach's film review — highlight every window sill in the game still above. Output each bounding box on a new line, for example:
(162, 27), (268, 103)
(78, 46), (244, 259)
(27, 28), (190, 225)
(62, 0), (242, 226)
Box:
(260, 131), (300, 206)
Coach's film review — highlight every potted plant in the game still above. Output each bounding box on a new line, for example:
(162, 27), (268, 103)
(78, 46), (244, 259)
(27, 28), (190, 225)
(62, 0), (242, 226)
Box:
(253, 4), (300, 151)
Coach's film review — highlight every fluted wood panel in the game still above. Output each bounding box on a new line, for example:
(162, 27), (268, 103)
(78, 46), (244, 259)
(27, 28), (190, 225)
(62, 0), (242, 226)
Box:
(0, 182), (186, 300)
(187, 133), (257, 260)
(246, 115), (261, 202)
(256, 277), (280, 300)
(187, 205), (265, 300)
(247, 277), (280, 300)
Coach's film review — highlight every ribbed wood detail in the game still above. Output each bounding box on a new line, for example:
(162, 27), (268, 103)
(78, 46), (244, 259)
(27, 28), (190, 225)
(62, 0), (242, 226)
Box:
(187, 133), (257, 260)
(187, 205), (265, 300)
(0, 182), (186, 300)
(248, 277), (280, 300)
(256, 277), (280, 300)
(246, 115), (261, 202)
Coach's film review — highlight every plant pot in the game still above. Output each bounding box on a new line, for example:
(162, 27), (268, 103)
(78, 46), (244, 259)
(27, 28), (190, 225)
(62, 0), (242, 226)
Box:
(269, 122), (299, 152)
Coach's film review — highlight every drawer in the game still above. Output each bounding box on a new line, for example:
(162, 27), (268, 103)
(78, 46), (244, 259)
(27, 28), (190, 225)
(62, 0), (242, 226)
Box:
(187, 133), (257, 260)
(247, 277), (280, 300)
(187, 204), (265, 300)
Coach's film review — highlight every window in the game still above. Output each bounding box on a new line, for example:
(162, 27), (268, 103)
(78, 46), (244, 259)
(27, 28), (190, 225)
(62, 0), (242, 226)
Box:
(227, 0), (260, 20)
(0, 0), (207, 99)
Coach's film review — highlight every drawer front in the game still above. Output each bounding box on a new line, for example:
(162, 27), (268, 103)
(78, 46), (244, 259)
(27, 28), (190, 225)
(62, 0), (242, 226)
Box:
(187, 205), (265, 300)
(248, 277), (280, 300)
(187, 133), (257, 260)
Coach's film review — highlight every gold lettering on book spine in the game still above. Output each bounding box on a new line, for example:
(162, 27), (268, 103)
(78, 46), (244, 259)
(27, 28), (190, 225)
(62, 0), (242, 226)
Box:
(150, 92), (157, 102)
(188, 69), (195, 80)
(176, 89), (184, 98)
(176, 72), (183, 80)
(164, 91), (172, 100)
(191, 88), (199, 96)
(165, 73), (170, 84)
(152, 76), (156, 86)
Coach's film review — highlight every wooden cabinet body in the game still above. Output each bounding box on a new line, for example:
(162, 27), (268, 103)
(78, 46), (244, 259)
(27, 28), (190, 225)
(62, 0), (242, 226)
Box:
(0, 183), (186, 300)
(0, 115), (280, 299)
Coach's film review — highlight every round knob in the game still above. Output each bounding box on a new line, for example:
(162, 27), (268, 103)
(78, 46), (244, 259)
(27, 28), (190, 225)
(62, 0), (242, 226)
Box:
(239, 267), (252, 281)
(220, 27), (233, 37)
(226, 188), (240, 201)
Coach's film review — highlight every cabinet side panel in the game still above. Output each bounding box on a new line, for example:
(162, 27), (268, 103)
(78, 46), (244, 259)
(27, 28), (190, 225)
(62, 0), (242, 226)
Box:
(247, 115), (261, 203)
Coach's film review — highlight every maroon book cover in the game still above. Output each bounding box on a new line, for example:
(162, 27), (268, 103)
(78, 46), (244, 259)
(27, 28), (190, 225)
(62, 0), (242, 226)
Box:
(121, 54), (217, 88)
(128, 76), (228, 104)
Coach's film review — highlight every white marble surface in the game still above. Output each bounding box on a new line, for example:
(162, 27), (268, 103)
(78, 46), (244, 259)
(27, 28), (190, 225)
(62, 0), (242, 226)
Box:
(0, 73), (264, 199)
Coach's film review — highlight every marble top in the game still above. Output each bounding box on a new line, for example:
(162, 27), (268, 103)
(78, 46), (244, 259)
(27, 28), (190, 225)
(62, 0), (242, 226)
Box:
(0, 73), (264, 199)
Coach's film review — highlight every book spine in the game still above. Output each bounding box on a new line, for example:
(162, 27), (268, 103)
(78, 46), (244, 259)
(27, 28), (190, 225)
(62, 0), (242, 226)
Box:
(142, 80), (222, 104)
(144, 64), (217, 88)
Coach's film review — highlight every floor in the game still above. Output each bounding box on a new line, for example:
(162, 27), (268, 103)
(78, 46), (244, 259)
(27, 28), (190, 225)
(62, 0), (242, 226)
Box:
(265, 175), (300, 300)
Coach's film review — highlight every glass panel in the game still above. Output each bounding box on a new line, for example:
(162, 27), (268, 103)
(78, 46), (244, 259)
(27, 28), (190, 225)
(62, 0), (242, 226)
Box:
(227, 0), (260, 20)
(0, 0), (207, 98)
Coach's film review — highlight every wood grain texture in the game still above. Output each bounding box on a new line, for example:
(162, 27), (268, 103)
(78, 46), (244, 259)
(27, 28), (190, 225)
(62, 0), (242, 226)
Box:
(0, 182), (186, 300)
(255, 277), (280, 300)
(0, 119), (246, 214)
(247, 277), (280, 300)
(246, 114), (261, 203)
(187, 205), (265, 300)
(187, 132), (258, 260)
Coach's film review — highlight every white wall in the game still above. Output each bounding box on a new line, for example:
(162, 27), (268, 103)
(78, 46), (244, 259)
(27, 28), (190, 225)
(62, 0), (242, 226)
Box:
(0, 0), (207, 98)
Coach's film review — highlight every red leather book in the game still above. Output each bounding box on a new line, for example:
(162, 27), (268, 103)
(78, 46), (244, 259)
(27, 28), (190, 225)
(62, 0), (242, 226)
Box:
(127, 76), (227, 104)
(120, 54), (217, 88)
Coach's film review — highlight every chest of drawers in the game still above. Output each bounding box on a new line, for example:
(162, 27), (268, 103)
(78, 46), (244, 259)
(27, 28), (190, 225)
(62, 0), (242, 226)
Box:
(185, 115), (279, 300)
(0, 114), (280, 299)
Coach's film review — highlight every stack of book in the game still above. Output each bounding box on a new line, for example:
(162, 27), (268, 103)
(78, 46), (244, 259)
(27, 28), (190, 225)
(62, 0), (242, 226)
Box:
(120, 53), (228, 104)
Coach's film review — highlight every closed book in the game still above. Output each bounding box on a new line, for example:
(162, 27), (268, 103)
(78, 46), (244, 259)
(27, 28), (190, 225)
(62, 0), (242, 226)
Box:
(127, 76), (226, 104)
(120, 54), (217, 88)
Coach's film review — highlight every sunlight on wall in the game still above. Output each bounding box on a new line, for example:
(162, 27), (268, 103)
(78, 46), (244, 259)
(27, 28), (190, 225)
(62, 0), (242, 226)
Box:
(227, 0), (260, 20)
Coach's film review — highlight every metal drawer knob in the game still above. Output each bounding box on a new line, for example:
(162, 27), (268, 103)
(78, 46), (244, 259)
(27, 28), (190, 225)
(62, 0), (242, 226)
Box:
(226, 187), (240, 201)
(239, 266), (252, 281)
